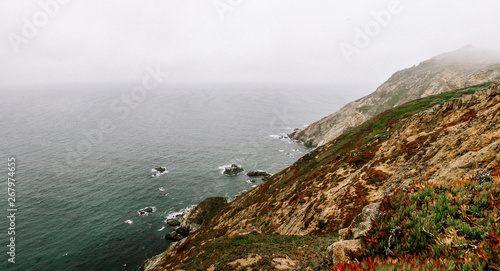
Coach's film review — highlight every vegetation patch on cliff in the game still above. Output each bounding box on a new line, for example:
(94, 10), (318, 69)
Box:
(181, 233), (339, 270)
(286, 81), (496, 187)
(335, 170), (500, 270)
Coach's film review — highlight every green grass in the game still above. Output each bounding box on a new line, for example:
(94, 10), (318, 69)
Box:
(181, 233), (339, 270)
(325, 81), (496, 158)
(357, 105), (373, 113)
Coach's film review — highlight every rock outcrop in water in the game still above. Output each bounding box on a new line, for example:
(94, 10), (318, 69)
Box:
(223, 164), (244, 176)
(154, 167), (167, 172)
(290, 46), (500, 147)
(139, 82), (500, 270)
(246, 170), (272, 181)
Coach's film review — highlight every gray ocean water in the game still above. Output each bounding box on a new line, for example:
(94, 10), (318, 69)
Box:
(0, 83), (360, 270)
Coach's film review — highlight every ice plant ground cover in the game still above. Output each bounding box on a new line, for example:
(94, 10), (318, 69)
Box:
(338, 169), (500, 270)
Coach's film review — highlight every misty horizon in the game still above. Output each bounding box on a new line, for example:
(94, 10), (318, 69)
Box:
(2, 1), (500, 91)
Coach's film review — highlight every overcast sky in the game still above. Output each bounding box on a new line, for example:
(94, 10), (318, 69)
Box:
(1, 0), (500, 89)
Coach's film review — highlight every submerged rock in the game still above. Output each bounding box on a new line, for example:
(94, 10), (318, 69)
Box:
(223, 164), (244, 176)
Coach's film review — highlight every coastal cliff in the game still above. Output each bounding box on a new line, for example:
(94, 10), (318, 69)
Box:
(290, 46), (500, 147)
(139, 82), (500, 270)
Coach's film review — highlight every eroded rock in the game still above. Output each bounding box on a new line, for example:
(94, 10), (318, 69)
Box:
(327, 239), (362, 264)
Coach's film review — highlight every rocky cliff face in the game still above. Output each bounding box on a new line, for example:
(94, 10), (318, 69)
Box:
(139, 82), (500, 270)
(290, 46), (500, 147)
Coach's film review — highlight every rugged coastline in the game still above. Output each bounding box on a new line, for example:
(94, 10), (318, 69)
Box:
(139, 81), (500, 270)
(290, 46), (500, 147)
(137, 48), (500, 270)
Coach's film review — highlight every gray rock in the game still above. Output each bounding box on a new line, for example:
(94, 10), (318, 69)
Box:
(246, 170), (272, 177)
(223, 164), (244, 176)
(155, 167), (166, 172)
(361, 202), (380, 221)
(166, 219), (181, 227)
(164, 231), (184, 241)
(174, 225), (190, 235)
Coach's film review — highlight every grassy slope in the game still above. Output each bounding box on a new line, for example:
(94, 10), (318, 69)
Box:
(182, 234), (339, 270)
(275, 81), (495, 195)
(177, 82), (499, 270)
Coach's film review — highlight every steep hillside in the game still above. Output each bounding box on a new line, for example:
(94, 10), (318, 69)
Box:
(139, 82), (500, 270)
(290, 46), (500, 147)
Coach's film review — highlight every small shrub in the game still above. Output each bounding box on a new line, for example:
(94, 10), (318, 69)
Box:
(318, 219), (326, 229)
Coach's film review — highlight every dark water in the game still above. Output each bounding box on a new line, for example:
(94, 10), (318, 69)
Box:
(0, 83), (358, 270)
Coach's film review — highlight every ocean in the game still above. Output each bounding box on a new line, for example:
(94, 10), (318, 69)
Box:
(0, 83), (359, 270)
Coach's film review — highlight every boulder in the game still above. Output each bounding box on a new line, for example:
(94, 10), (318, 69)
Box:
(327, 239), (362, 264)
(164, 231), (184, 241)
(223, 164), (244, 176)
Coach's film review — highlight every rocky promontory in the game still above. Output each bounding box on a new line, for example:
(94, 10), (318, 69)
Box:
(290, 46), (500, 147)
(163, 197), (229, 241)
